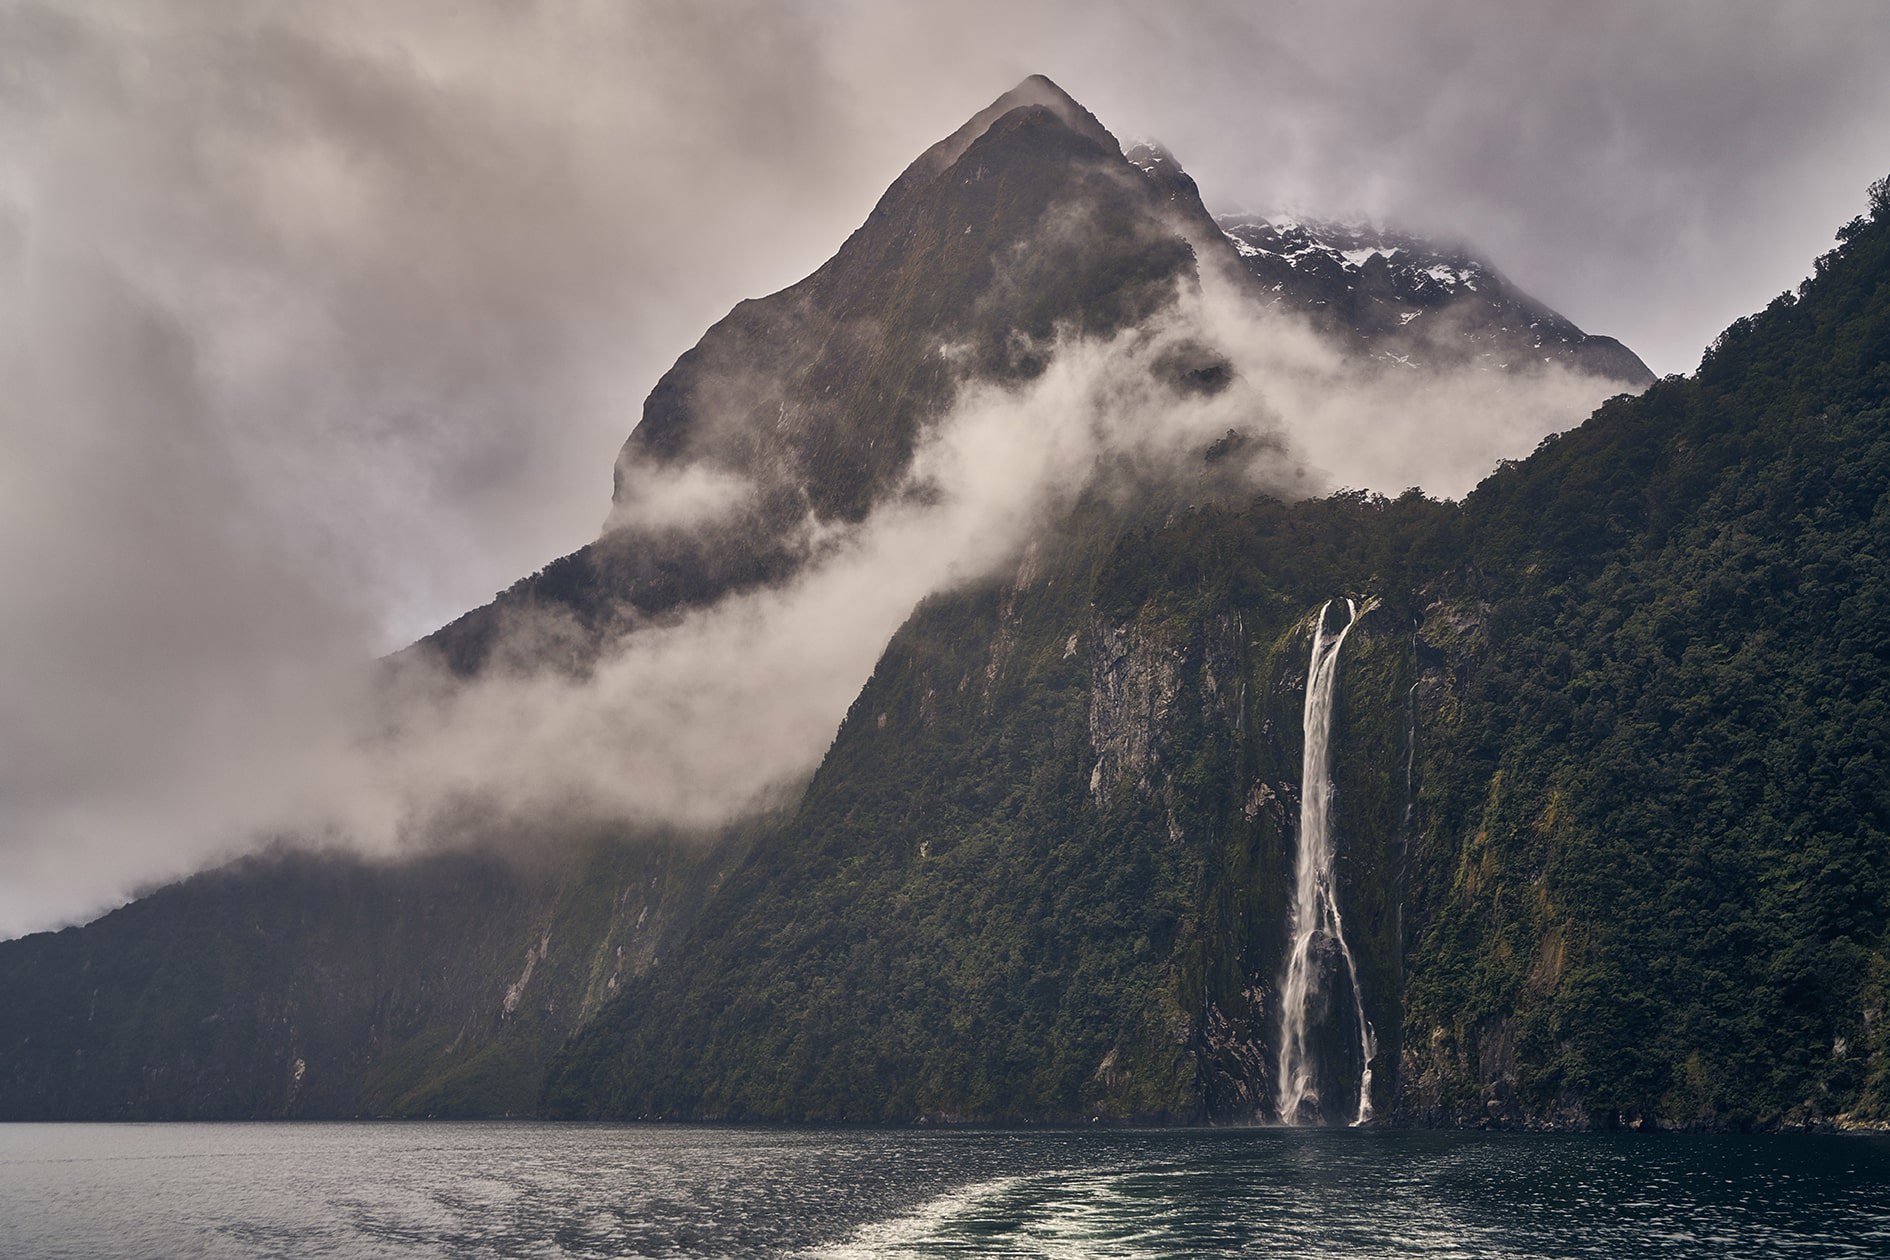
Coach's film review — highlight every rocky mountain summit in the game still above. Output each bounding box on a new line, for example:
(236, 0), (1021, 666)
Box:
(422, 80), (1644, 680)
(1214, 211), (1654, 384)
(421, 75), (1218, 679)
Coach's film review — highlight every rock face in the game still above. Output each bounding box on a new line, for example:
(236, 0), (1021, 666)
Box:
(1087, 623), (1183, 806)
(1215, 213), (1655, 386)
(419, 75), (1217, 679)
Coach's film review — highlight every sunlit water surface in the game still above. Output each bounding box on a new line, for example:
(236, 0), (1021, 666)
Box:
(2, 1123), (1886, 1258)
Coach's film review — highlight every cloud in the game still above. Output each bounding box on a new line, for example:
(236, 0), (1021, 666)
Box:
(0, 0), (883, 645)
(605, 459), (757, 535)
(0, 0), (890, 932)
(71, 275), (1610, 891)
(1184, 262), (1639, 499)
(165, 298), (1317, 859)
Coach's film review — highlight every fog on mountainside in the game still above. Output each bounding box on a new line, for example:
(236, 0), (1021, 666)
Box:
(299, 83), (1660, 859)
(0, 75), (1646, 937)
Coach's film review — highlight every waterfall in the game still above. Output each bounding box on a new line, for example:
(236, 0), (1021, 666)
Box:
(1276, 598), (1377, 1127)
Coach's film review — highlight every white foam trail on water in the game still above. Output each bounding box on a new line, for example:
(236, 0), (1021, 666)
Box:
(1277, 598), (1378, 1127)
(805, 1164), (1181, 1258)
(804, 1174), (1032, 1257)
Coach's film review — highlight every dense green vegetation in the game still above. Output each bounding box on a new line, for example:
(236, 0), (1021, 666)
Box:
(538, 483), (1450, 1122)
(548, 179), (1890, 1128)
(1399, 179), (1890, 1127)
(543, 501), (1213, 1121)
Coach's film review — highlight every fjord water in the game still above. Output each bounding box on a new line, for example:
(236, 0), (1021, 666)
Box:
(3, 1124), (1887, 1258)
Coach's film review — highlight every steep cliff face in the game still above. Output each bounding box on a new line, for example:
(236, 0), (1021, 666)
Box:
(542, 508), (1219, 1122)
(540, 490), (1450, 1123)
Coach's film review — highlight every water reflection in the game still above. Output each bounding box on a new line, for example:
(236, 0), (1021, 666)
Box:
(0, 1123), (1885, 1258)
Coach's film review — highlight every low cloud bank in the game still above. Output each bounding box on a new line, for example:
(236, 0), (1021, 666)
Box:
(346, 262), (1634, 848)
(1187, 264), (1640, 500)
(1, 252), (1633, 936)
(227, 297), (1320, 856)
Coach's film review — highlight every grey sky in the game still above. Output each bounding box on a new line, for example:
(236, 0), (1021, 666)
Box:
(2, 0), (1888, 936)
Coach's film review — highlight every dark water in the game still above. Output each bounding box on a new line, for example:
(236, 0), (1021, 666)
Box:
(2, 1123), (1887, 1258)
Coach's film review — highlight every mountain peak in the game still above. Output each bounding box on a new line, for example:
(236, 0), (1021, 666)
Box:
(904, 73), (1120, 183)
(993, 73), (1098, 130)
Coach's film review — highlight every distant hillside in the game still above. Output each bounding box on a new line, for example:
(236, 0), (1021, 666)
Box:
(0, 836), (734, 1119)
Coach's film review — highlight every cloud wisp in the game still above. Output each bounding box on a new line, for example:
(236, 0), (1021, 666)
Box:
(3, 256), (1641, 941)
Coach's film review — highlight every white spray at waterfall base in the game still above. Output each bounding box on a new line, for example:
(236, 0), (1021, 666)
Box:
(1277, 598), (1378, 1126)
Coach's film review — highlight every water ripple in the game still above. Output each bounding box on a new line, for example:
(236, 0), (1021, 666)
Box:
(2, 1123), (1886, 1258)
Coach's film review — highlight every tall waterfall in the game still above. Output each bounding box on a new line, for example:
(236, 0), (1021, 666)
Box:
(1276, 599), (1377, 1126)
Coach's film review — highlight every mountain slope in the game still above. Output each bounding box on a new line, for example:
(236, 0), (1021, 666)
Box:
(0, 74), (1245, 1122)
(546, 180), (1890, 1129)
(541, 492), (1441, 1122)
(1397, 185), (1890, 1128)
(418, 80), (1649, 683)
(0, 835), (733, 1119)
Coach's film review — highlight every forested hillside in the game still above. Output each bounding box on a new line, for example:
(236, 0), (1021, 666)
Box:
(0, 834), (734, 1119)
(546, 179), (1890, 1129)
(1397, 178), (1890, 1128)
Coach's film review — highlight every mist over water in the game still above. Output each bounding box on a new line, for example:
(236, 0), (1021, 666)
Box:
(2, 1124), (1886, 1258)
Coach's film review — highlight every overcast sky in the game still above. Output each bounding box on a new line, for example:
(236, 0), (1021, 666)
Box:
(3, 0), (1889, 935)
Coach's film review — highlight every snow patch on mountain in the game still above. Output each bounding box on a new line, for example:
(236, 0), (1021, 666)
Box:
(1219, 214), (1490, 295)
(1211, 210), (1651, 388)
